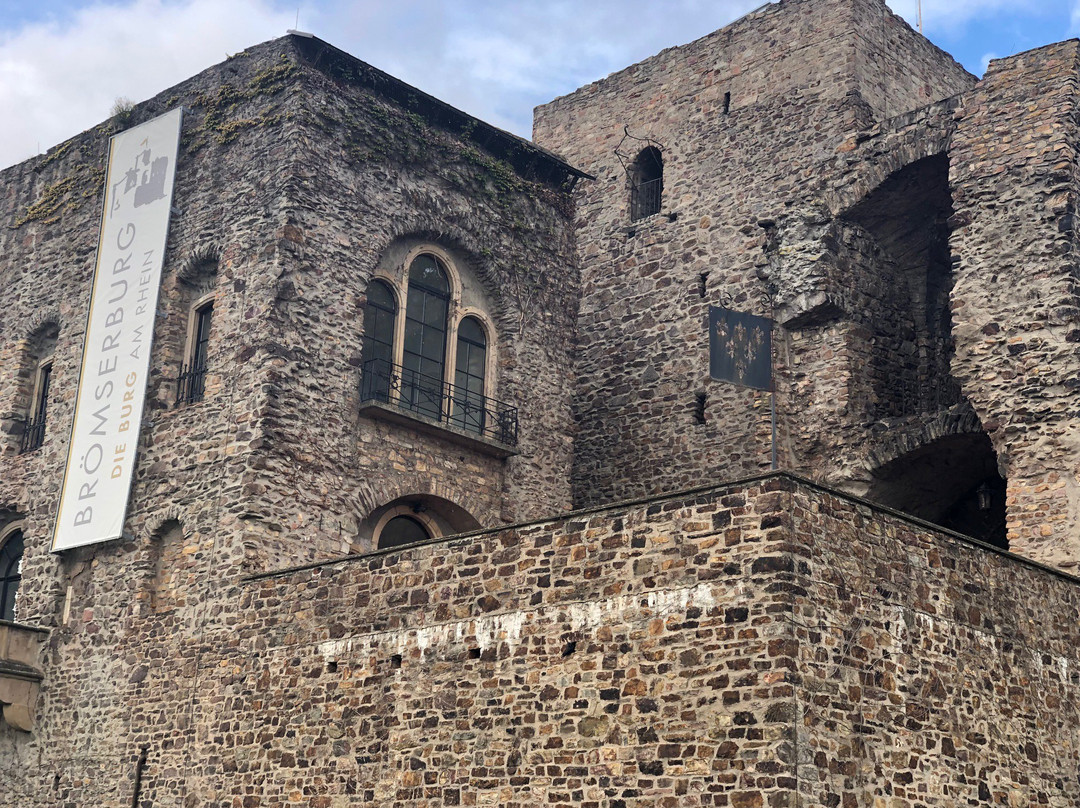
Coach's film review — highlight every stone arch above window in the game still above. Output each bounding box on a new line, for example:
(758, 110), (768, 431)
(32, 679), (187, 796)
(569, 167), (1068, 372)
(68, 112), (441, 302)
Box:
(360, 494), (481, 552)
(630, 146), (663, 221)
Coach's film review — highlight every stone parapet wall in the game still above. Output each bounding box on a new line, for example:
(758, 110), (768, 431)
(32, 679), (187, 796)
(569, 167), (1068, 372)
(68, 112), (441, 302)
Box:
(4, 475), (1077, 805)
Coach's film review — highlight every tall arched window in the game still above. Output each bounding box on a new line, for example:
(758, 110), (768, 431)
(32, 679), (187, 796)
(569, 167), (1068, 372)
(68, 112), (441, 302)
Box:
(403, 255), (450, 420)
(630, 146), (663, 221)
(356, 244), (516, 445)
(453, 316), (488, 434)
(0, 529), (24, 622)
(361, 280), (398, 402)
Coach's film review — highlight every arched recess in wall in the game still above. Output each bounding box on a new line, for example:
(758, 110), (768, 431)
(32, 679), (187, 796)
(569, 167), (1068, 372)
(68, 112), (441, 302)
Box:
(359, 494), (481, 551)
(864, 412), (1007, 549)
(839, 153), (957, 419)
(148, 518), (186, 612)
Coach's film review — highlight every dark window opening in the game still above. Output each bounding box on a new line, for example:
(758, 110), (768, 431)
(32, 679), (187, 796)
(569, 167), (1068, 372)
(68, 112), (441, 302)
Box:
(698, 272), (709, 299)
(178, 302), (213, 405)
(378, 515), (431, 549)
(630, 146), (663, 221)
(865, 432), (1008, 550)
(694, 391), (707, 425)
(0, 530), (24, 622)
(453, 316), (488, 434)
(723, 92), (731, 115)
(20, 362), (51, 454)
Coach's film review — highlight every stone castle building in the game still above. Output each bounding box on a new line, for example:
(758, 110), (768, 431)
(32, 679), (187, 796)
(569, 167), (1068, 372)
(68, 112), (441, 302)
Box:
(1, 0), (1079, 805)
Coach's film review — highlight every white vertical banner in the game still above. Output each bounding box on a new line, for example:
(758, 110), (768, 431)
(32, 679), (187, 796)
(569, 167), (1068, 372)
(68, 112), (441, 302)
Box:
(52, 108), (183, 552)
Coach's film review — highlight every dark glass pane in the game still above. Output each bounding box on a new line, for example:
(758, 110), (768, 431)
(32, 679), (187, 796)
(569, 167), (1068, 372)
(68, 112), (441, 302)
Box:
(35, 364), (51, 423)
(379, 515), (430, 549)
(458, 317), (485, 346)
(454, 323), (487, 434)
(367, 280), (395, 311)
(194, 304), (213, 369)
(361, 281), (397, 402)
(423, 297), (449, 328)
(421, 330), (444, 362)
(408, 255), (449, 295)
(403, 320), (424, 362)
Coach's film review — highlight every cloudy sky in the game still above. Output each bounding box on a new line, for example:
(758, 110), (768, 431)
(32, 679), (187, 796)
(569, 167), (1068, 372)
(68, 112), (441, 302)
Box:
(0, 0), (1074, 170)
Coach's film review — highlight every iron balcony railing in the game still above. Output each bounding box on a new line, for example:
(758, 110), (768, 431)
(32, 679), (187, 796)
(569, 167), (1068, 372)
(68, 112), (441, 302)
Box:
(631, 177), (662, 220)
(19, 417), (45, 454)
(360, 358), (518, 446)
(176, 360), (208, 406)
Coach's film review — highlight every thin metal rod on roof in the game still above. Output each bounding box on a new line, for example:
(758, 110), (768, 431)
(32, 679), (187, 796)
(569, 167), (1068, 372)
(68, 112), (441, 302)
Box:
(918, 0), (923, 34)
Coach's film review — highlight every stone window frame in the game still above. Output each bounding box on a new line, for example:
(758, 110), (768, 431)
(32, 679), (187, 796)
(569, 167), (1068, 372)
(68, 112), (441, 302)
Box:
(364, 245), (499, 421)
(12, 321), (59, 455)
(177, 290), (217, 406)
(20, 358), (53, 454)
(0, 522), (26, 623)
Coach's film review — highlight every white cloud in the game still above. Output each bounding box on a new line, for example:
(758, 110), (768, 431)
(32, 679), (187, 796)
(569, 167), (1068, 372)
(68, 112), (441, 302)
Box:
(1, 0), (1058, 170)
(0, 0), (292, 169)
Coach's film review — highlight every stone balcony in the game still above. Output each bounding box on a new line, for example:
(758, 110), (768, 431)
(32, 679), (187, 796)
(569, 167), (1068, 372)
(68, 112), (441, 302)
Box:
(0, 619), (47, 731)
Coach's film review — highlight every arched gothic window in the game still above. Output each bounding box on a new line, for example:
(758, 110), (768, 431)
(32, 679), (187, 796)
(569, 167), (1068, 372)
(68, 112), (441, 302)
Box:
(0, 529), (24, 622)
(359, 248), (513, 444)
(630, 146), (663, 221)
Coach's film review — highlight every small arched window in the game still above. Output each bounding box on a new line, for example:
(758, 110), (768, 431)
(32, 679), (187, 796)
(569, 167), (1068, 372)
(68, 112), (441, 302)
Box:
(630, 146), (663, 221)
(177, 255), (218, 407)
(361, 280), (398, 402)
(453, 316), (488, 434)
(19, 322), (58, 454)
(0, 529), (24, 622)
(403, 255), (450, 420)
(378, 515), (431, 549)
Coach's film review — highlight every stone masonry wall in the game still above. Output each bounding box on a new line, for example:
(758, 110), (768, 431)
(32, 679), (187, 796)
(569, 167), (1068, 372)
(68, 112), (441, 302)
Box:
(949, 41), (1080, 568)
(534, 0), (975, 509)
(5, 475), (1078, 806)
(238, 38), (579, 565)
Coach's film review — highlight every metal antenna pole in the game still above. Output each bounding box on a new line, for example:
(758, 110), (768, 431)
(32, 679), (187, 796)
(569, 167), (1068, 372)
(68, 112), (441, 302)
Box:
(918, 0), (923, 33)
